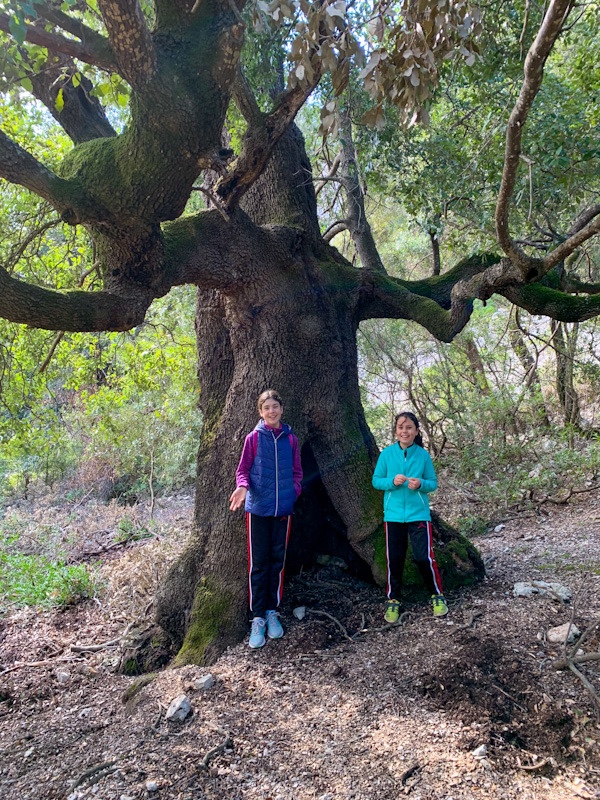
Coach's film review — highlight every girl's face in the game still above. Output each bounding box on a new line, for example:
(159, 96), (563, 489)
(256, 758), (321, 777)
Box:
(260, 398), (283, 428)
(395, 415), (418, 448)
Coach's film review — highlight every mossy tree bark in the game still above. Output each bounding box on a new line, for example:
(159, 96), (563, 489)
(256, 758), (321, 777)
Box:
(154, 130), (484, 666)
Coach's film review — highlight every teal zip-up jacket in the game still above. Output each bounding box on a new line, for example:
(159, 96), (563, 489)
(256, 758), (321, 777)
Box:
(372, 442), (437, 522)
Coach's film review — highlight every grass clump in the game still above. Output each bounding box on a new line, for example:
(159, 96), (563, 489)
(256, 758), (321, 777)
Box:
(0, 552), (101, 609)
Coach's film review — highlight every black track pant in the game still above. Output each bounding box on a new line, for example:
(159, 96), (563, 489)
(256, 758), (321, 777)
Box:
(385, 521), (444, 600)
(246, 512), (292, 619)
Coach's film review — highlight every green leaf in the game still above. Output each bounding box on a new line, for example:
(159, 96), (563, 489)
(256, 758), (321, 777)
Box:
(8, 14), (27, 46)
(55, 87), (64, 112)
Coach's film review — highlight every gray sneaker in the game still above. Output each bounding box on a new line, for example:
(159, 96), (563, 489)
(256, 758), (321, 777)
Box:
(249, 617), (266, 648)
(265, 610), (284, 639)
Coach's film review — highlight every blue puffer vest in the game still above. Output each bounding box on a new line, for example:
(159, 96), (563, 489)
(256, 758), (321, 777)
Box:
(245, 420), (297, 516)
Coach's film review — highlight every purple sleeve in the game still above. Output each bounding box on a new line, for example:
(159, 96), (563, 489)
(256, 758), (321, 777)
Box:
(236, 432), (256, 488)
(291, 434), (303, 498)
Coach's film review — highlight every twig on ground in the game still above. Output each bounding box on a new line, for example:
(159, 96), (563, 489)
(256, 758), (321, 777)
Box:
(553, 653), (600, 670)
(71, 621), (139, 653)
(570, 617), (600, 656)
(199, 733), (234, 771)
(400, 761), (422, 784)
(536, 483), (600, 509)
(72, 760), (117, 789)
(306, 608), (354, 641)
(353, 611), (412, 636)
(491, 683), (526, 712)
(0, 656), (84, 675)
(70, 638), (120, 653)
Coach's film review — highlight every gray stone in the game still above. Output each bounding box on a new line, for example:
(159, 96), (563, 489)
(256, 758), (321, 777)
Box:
(513, 582), (536, 597)
(293, 606), (306, 620)
(533, 581), (572, 602)
(513, 581), (571, 601)
(166, 694), (192, 721)
(195, 674), (215, 690)
(547, 622), (581, 643)
(471, 744), (487, 758)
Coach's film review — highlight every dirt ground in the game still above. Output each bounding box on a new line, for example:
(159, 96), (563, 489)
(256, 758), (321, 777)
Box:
(1, 489), (600, 800)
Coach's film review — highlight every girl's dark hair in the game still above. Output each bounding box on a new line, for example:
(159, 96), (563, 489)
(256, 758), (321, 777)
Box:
(394, 411), (424, 447)
(257, 388), (283, 412)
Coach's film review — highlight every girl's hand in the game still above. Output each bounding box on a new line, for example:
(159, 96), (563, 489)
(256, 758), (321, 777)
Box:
(229, 486), (247, 511)
(407, 478), (421, 490)
(393, 474), (407, 486)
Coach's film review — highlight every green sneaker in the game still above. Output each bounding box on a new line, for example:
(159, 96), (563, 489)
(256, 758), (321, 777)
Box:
(384, 599), (401, 623)
(432, 595), (448, 617)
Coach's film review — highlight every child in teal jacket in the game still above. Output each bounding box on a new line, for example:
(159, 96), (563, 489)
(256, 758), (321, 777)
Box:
(372, 411), (447, 621)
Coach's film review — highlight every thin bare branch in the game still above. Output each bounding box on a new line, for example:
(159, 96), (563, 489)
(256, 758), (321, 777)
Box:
(315, 153), (341, 195)
(232, 66), (262, 126)
(322, 220), (349, 242)
(495, 0), (575, 271)
(337, 107), (386, 274)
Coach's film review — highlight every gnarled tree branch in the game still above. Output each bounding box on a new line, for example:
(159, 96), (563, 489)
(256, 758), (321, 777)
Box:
(0, 129), (68, 208)
(0, 267), (152, 332)
(97, 0), (156, 88)
(544, 215), (600, 271)
(216, 66), (323, 210)
(28, 54), (116, 143)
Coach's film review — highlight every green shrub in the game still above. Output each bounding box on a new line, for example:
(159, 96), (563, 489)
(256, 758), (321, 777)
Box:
(0, 553), (101, 609)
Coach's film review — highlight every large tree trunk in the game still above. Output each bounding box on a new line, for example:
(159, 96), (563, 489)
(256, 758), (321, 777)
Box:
(153, 128), (484, 667)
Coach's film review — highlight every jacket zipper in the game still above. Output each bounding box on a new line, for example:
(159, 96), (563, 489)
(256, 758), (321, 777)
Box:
(273, 430), (280, 516)
(403, 448), (407, 516)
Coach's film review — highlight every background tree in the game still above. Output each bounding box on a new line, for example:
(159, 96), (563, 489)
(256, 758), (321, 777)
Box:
(0, 0), (599, 664)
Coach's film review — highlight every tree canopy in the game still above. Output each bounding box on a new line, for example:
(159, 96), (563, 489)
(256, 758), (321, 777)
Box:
(0, 0), (598, 340)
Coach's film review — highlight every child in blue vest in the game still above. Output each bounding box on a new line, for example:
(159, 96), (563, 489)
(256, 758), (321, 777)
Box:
(372, 411), (448, 621)
(230, 389), (303, 648)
